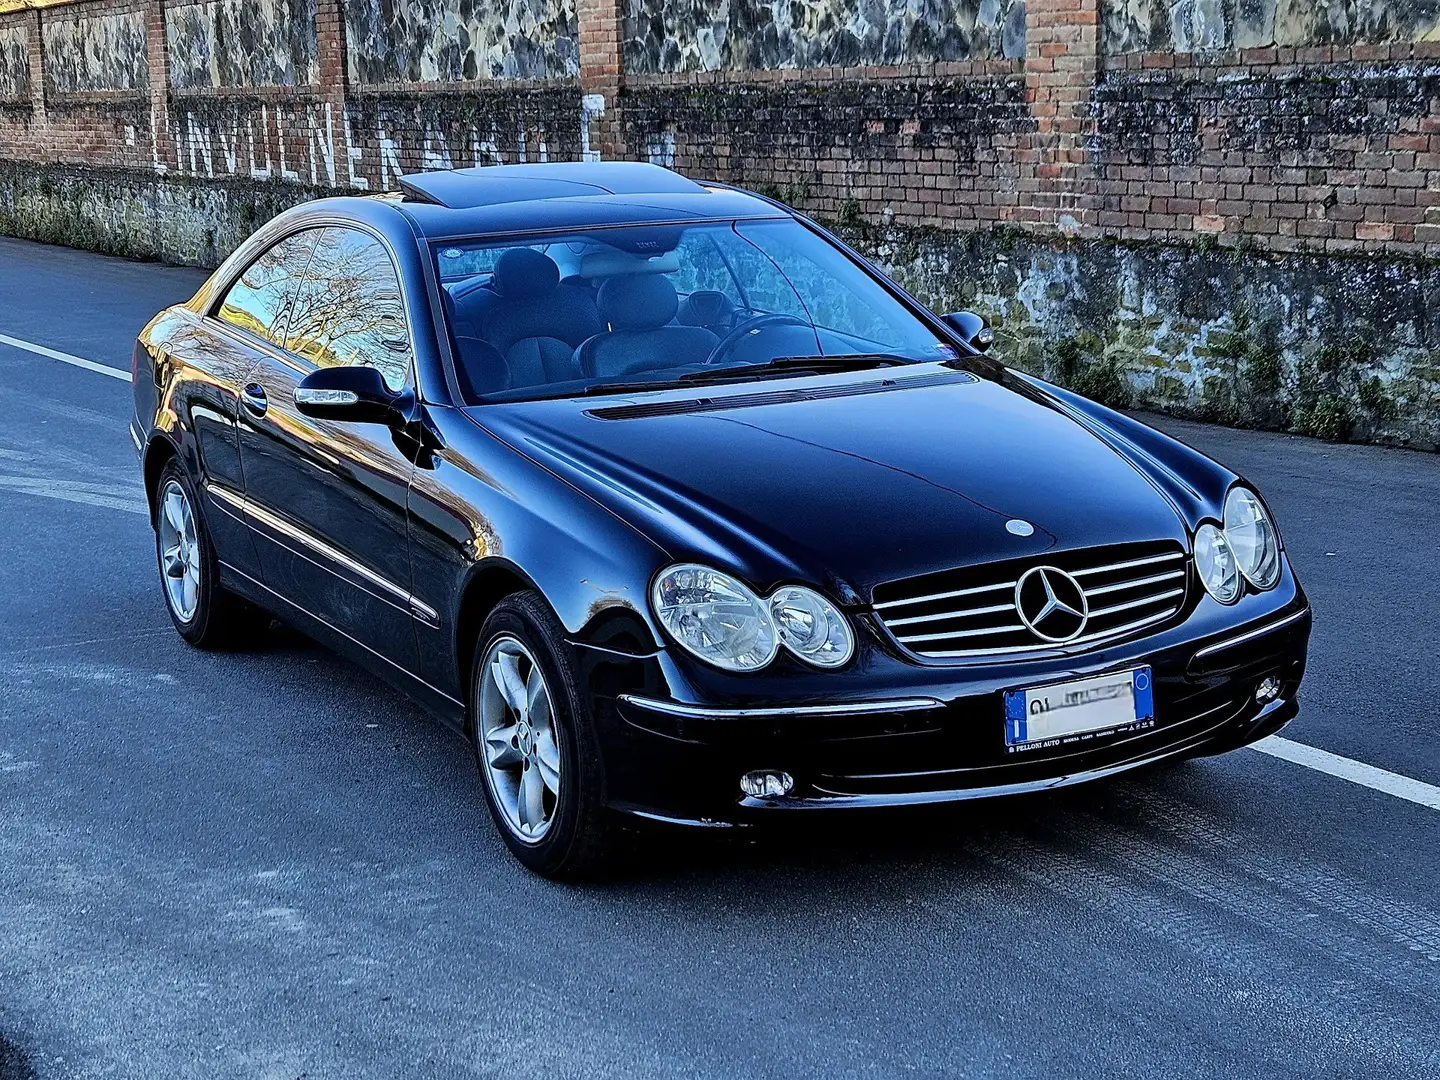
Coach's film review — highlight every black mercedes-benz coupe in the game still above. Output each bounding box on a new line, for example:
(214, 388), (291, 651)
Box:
(132, 161), (1311, 877)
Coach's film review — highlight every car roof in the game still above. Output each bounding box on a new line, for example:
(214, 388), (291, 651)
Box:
(385, 162), (790, 240)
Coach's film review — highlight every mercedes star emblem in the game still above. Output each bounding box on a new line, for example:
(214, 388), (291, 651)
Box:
(1014, 565), (1089, 642)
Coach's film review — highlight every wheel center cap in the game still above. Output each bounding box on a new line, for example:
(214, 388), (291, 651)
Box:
(516, 720), (532, 753)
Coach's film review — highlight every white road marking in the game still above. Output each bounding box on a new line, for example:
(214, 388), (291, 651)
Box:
(5, 322), (1438, 822)
(1251, 736), (1440, 812)
(0, 331), (132, 382)
(0, 475), (147, 515)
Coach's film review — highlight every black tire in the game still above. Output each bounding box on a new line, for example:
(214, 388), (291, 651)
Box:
(471, 591), (616, 879)
(153, 458), (269, 649)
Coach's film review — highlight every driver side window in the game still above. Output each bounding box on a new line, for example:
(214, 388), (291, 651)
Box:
(285, 227), (413, 391)
(217, 230), (321, 346)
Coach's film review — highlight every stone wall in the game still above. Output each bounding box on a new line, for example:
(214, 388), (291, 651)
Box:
(0, 0), (1438, 449)
(1102, 0), (1440, 54)
(42, 5), (148, 93)
(0, 19), (27, 101)
(165, 0), (317, 89)
(621, 0), (1027, 73)
(343, 0), (580, 84)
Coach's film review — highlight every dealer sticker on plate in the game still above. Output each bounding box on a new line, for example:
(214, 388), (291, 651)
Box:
(1003, 667), (1155, 753)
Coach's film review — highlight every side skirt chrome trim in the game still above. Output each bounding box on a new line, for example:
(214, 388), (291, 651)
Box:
(207, 482), (440, 627)
(618, 694), (945, 720)
(1192, 607), (1309, 660)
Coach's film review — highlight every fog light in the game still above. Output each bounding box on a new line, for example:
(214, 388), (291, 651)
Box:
(740, 769), (794, 798)
(1255, 676), (1282, 704)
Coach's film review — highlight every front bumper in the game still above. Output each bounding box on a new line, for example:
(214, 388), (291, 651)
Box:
(585, 602), (1311, 826)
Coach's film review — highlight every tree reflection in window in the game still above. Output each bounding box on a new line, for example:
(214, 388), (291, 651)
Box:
(285, 227), (413, 391)
(217, 229), (321, 346)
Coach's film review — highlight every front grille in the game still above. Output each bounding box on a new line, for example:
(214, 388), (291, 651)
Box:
(872, 540), (1190, 659)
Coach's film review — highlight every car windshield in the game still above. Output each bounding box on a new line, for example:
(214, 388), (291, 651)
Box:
(433, 218), (956, 402)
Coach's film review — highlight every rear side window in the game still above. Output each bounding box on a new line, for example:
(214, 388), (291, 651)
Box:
(286, 227), (413, 391)
(216, 230), (321, 346)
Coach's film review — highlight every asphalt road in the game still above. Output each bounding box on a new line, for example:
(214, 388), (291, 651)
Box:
(2, 236), (1439, 1079)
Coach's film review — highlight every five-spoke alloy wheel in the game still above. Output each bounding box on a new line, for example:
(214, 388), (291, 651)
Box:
(471, 593), (616, 878)
(157, 478), (202, 624)
(478, 635), (562, 841)
(152, 457), (265, 649)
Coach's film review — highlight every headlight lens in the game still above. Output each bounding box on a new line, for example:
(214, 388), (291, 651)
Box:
(651, 564), (777, 672)
(1223, 486), (1281, 589)
(1194, 523), (1242, 604)
(769, 586), (855, 668)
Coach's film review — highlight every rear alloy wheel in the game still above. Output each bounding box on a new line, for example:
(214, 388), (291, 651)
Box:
(157, 478), (202, 624)
(471, 593), (616, 878)
(153, 458), (267, 649)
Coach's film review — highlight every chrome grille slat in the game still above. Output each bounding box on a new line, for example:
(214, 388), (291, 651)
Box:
(1071, 551), (1184, 577)
(871, 541), (1190, 660)
(916, 607), (1181, 659)
(1085, 569), (1186, 597)
(885, 601), (1017, 628)
(872, 579), (1015, 612)
(897, 623), (1028, 644)
(1089, 588), (1185, 618)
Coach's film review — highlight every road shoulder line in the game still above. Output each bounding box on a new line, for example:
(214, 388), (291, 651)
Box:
(0, 332), (132, 382)
(1251, 735), (1440, 812)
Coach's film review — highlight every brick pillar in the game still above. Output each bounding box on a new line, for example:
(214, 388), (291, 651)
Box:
(576, 0), (626, 160)
(1022, 0), (1101, 233)
(143, 0), (172, 172)
(25, 9), (45, 128)
(313, 0), (351, 189)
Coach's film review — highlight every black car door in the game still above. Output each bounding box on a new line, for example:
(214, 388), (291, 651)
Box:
(196, 227), (325, 583)
(235, 225), (422, 674)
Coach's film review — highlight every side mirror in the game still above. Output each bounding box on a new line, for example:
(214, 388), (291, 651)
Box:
(942, 311), (995, 353)
(293, 365), (407, 424)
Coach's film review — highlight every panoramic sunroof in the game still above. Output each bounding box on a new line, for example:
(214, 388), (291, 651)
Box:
(398, 163), (707, 209)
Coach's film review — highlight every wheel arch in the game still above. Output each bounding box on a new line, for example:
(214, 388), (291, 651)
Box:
(453, 559), (544, 716)
(142, 434), (182, 527)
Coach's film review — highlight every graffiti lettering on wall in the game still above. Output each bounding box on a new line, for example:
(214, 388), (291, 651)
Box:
(156, 94), (597, 187)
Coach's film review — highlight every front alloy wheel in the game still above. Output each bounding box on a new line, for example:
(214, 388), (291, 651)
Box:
(478, 636), (562, 841)
(470, 592), (616, 878)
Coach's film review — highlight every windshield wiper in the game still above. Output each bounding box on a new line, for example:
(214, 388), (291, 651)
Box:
(577, 379), (682, 397)
(677, 354), (916, 385)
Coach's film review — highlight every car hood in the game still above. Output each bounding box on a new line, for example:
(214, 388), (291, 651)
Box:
(465, 368), (1192, 600)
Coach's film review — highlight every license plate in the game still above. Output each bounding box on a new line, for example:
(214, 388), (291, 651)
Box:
(1003, 667), (1154, 752)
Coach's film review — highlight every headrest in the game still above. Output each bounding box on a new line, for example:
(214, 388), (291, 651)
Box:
(677, 290), (735, 327)
(597, 275), (679, 331)
(492, 248), (560, 299)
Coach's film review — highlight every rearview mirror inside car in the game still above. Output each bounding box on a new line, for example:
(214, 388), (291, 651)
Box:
(293, 365), (406, 424)
(942, 311), (995, 353)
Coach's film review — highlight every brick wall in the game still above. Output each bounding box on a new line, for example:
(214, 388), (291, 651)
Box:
(0, 0), (1437, 448)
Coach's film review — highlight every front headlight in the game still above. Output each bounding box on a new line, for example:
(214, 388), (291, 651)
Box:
(651, 566), (855, 671)
(1223, 486), (1281, 589)
(1194, 523), (1241, 604)
(769, 586), (854, 668)
(651, 564), (778, 672)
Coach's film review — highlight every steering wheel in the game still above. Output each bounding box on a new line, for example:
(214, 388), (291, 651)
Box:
(702, 313), (813, 366)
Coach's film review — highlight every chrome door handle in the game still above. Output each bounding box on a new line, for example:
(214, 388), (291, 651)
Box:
(242, 382), (268, 417)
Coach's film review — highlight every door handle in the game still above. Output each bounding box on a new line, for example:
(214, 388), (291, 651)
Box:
(242, 382), (268, 417)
